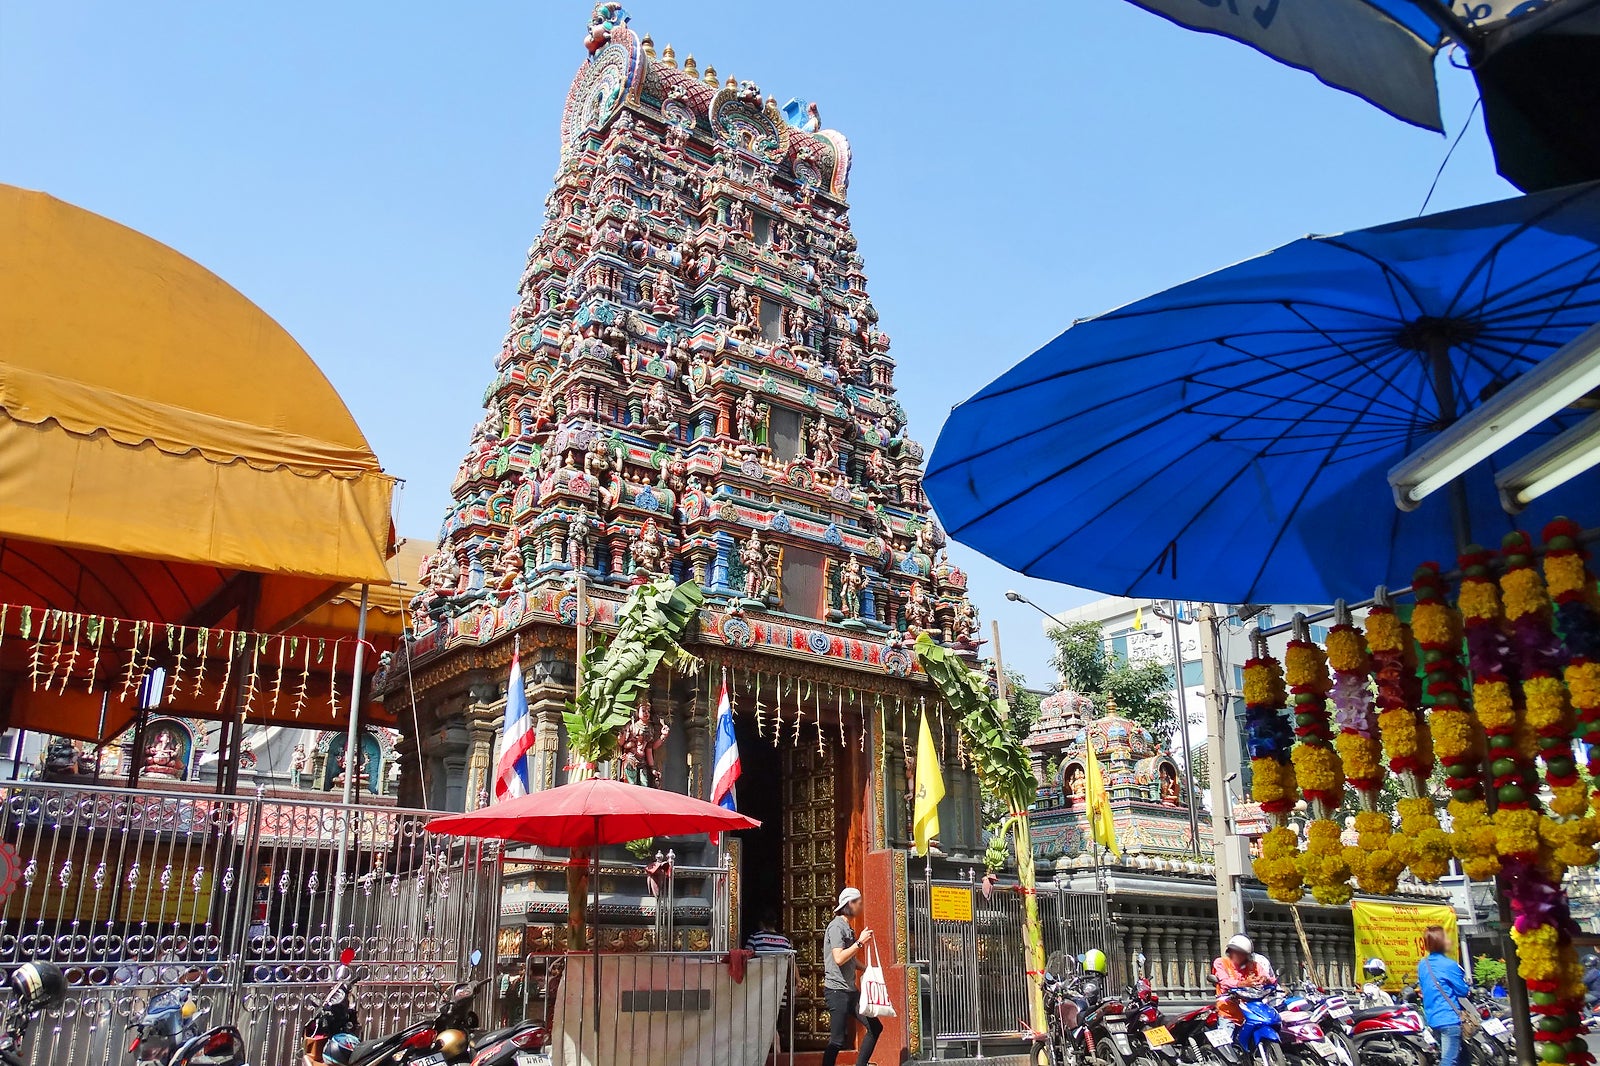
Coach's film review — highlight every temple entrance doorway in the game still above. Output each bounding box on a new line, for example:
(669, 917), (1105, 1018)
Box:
(783, 742), (839, 1051)
(734, 713), (784, 943)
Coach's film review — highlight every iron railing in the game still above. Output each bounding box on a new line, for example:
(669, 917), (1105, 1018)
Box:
(0, 781), (499, 1066)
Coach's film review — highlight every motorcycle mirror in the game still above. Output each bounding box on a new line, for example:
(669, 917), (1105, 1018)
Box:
(340, 948), (356, 967)
(469, 949), (483, 968)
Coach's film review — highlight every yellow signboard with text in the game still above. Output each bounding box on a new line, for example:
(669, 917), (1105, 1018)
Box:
(1352, 900), (1458, 990)
(929, 885), (973, 923)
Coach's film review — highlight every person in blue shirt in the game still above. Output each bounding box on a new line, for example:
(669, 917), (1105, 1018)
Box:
(1416, 925), (1472, 1066)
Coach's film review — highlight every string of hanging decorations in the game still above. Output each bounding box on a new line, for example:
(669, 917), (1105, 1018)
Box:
(0, 602), (371, 720)
(1244, 519), (1600, 1066)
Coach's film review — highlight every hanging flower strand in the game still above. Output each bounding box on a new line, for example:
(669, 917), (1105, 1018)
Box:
(1286, 615), (1350, 904)
(1543, 518), (1600, 818)
(1243, 633), (1302, 902)
(1328, 600), (1404, 894)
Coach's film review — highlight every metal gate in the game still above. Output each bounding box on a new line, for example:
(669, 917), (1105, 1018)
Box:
(911, 876), (1116, 1057)
(0, 780), (499, 1066)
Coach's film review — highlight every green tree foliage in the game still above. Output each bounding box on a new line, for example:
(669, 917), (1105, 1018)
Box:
(1047, 621), (1176, 745)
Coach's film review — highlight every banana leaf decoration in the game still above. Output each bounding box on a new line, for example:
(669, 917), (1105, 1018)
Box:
(561, 577), (704, 770)
(912, 632), (1046, 1041)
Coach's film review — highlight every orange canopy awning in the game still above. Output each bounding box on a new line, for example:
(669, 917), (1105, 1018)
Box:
(0, 184), (399, 741)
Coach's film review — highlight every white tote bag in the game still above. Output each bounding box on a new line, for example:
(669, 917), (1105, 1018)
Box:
(858, 943), (897, 1019)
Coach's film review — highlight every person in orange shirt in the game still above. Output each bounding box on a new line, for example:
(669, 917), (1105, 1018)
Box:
(1213, 934), (1277, 1037)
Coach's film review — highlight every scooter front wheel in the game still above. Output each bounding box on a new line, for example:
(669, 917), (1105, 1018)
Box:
(1255, 1042), (1287, 1066)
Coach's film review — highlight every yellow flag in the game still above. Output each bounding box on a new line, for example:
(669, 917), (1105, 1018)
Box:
(913, 708), (945, 857)
(1133, 606), (1143, 631)
(1085, 735), (1119, 857)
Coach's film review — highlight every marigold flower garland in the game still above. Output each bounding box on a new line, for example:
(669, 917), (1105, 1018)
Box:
(1367, 593), (1449, 880)
(1543, 519), (1600, 822)
(1285, 625), (1350, 903)
(1479, 535), (1587, 1066)
(1243, 641), (1302, 902)
(1327, 606), (1404, 893)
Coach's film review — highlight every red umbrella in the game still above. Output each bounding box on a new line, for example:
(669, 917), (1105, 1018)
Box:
(423, 776), (759, 844)
(425, 777), (759, 1034)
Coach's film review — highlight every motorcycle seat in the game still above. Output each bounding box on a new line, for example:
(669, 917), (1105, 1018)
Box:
(1347, 1007), (1402, 1023)
(348, 1032), (408, 1066)
(473, 1025), (524, 1049)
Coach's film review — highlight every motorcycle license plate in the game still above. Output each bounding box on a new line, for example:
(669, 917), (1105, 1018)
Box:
(1330, 1006), (1352, 1019)
(514, 1054), (549, 1066)
(1206, 1029), (1234, 1048)
(412, 1054), (447, 1066)
(1483, 1019), (1508, 1037)
(1146, 1026), (1175, 1047)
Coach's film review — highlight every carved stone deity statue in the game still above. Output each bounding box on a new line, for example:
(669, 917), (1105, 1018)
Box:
(808, 418), (839, 469)
(951, 599), (979, 645)
(632, 517), (664, 578)
(619, 700), (670, 788)
(495, 530), (524, 593)
(740, 530), (775, 600)
(903, 580), (933, 635)
(289, 744), (308, 789)
(736, 390), (761, 444)
(1159, 764), (1181, 807)
(567, 506), (592, 569)
(840, 554), (864, 619)
(865, 446), (891, 488)
(644, 380), (671, 427)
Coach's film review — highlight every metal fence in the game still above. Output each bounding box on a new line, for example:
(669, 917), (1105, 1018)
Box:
(524, 950), (795, 1066)
(0, 780), (499, 1066)
(910, 874), (1115, 1057)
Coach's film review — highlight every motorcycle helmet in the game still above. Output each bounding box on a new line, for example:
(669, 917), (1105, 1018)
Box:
(1225, 934), (1253, 957)
(1363, 958), (1388, 981)
(322, 1032), (360, 1065)
(10, 962), (65, 1013)
(436, 1029), (469, 1059)
(1082, 949), (1109, 974)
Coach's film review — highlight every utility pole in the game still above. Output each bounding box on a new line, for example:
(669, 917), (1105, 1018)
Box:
(1197, 602), (1241, 944)
(1164, 601), (1203, 857)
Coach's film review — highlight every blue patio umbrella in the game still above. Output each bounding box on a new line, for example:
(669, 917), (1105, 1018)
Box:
(1119, 0), (1600, 191)
(924, 181), (1600, 605)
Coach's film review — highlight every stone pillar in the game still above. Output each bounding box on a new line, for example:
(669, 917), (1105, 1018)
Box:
(527, 647), (575, 790)
(464, 681), (500, 810)
(683, 684), (709, 800)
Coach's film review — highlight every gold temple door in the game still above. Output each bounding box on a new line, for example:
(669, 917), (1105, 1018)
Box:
(783, 742), (839, 1050)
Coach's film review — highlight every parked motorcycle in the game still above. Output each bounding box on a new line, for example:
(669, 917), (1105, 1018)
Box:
(1320, 990), (1432, 1066)
(331, 950), (485, 1066)
(1400, 986), (1510, 1066)
(303, 950), (363, 1066)
(1224, 986), (1286, 1066)
(1276, 990), (1352, 1066)
(0, 962), (66, 1066)
(466, 1021), (550, 1066)
(126, 985), (249, 1066)
(1040, 950), (1162, 1066)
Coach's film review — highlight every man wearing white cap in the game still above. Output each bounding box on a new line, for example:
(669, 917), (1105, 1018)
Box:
(822, 886), (881, 1066)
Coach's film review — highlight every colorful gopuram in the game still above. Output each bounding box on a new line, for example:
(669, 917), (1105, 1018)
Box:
(1025, 688), (1208, 860)
(377, 5), (984, 1054)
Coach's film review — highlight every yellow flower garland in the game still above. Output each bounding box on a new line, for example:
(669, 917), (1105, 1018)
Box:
(1300, 819), (1352, 904)
(1325, 626), (1367, 673)
(1254, 825), (1304, 903)
(1345, 809), (1406, 895)
(1334, 733), (1381, 784)
(1447, 799), (1500, 880)
(1397, 796), (1451, 882)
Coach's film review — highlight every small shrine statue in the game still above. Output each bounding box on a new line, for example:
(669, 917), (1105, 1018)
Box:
(741, 530), (775, 600)
(914, 520), (938, 559)
(143, 728), (186, 780)
(644, 380), (671, 427)
(903, 581), (933, 636)
(729, 283), (751, 325)
(619, 700), (670, 788)
(951, 600), (979, 646)
(864, 446), (891, 489)
(686, 349), (713, 399)
(336, 747), (372, 792)
(494, 531), (524, 594)
(483, 403), (504, 442)
(632, 518), (665, 578)
(840, 554), (864, 619)
(736, 390), (761, 444)
(289, 744), (308, 789)
(1159, 764), (1181, 807)
(1067, 765), (1086, 801)
(808, 419), (839, 469)
(567, 506), (592, 569)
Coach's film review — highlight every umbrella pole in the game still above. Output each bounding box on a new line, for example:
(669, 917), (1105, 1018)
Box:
(1428, 337), (1537, 1066)
(592, 815), (601, 1037)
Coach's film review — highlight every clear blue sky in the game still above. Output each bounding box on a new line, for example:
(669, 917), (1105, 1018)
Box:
(3, 1), (1513, 687)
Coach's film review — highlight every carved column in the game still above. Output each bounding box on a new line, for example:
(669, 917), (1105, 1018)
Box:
(528, 646), (575, 790)
(683, 683), (709, 800)
(464, 681), (500, 810)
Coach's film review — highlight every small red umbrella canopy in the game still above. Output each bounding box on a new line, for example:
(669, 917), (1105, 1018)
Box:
(425, 777), (760, 1035)
(423, 777), (760, 845)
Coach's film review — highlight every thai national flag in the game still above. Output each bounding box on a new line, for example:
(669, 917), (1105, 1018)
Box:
(709, 681), (740, 842)
(493, 650), (534, 801)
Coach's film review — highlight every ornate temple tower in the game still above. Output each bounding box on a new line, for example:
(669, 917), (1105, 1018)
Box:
(377, 4), (984, 1055)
